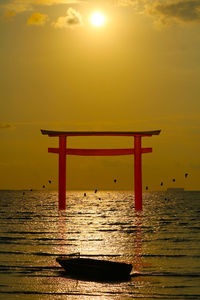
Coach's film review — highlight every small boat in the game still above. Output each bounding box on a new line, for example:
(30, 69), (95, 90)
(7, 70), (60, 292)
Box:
(56, 255), (133, 281)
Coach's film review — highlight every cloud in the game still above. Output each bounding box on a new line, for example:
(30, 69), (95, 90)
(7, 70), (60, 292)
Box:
(146, 0), (200, 26)
(52, 7), (83, 28)
(4, 0), (200, 29)
(27, 12), (49, 25)
(0, 123), (14, 130)
(32, 0), (79, 3)
(2, 0), (81, 15)
(117, 0), (136, 6)
(2, 10), (16, 21)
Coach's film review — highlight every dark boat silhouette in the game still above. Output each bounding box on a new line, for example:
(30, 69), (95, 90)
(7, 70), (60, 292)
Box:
(56, 255), (133, 281)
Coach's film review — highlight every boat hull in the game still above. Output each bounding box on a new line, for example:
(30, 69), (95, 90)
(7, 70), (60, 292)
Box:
(56, 256), (132, 281)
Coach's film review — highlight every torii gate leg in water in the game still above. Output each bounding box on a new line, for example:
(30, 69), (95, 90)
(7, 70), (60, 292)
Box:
(134, 136), (142, 211)
(58, 136), (66, 210)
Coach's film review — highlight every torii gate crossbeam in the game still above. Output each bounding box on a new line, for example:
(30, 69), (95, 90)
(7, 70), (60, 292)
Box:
(41, 130), (161, 211)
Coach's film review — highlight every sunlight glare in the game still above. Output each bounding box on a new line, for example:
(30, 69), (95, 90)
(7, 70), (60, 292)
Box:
(90, 12), (105, 27)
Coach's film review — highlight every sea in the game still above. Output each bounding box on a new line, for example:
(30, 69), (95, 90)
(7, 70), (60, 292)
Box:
(0, 190), (199, 299)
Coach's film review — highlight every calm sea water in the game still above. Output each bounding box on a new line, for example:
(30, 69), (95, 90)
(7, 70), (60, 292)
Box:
(0, 190), (199, 299)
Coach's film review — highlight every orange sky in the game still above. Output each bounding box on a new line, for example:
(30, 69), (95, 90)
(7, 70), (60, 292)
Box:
(0, 0), (200, 190)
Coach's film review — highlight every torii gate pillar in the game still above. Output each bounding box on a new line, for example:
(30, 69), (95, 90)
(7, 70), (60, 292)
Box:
(134, 136), (142, 210)
(41, 130), (161, 211)
(59, 136), (66, 210)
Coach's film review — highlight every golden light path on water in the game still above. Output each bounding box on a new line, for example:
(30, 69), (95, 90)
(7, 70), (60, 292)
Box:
(0, 190), (199, 298)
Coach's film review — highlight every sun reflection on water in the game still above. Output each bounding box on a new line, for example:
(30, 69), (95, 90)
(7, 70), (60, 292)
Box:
(0, 190), (199, 298)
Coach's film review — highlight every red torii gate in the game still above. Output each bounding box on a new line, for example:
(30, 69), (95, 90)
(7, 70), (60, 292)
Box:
(41, 130), (161, 211)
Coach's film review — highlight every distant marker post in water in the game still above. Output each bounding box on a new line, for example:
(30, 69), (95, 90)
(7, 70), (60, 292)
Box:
(41, 130), (161, 211)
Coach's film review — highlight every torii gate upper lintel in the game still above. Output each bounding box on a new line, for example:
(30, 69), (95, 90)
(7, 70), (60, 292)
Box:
(41, 130), (161, 210)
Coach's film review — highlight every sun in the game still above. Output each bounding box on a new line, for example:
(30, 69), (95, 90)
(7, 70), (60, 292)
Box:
(90, 12), (105, 27)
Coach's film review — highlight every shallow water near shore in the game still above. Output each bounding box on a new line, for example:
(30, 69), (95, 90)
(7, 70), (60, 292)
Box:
(0, 190), (199, 299)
